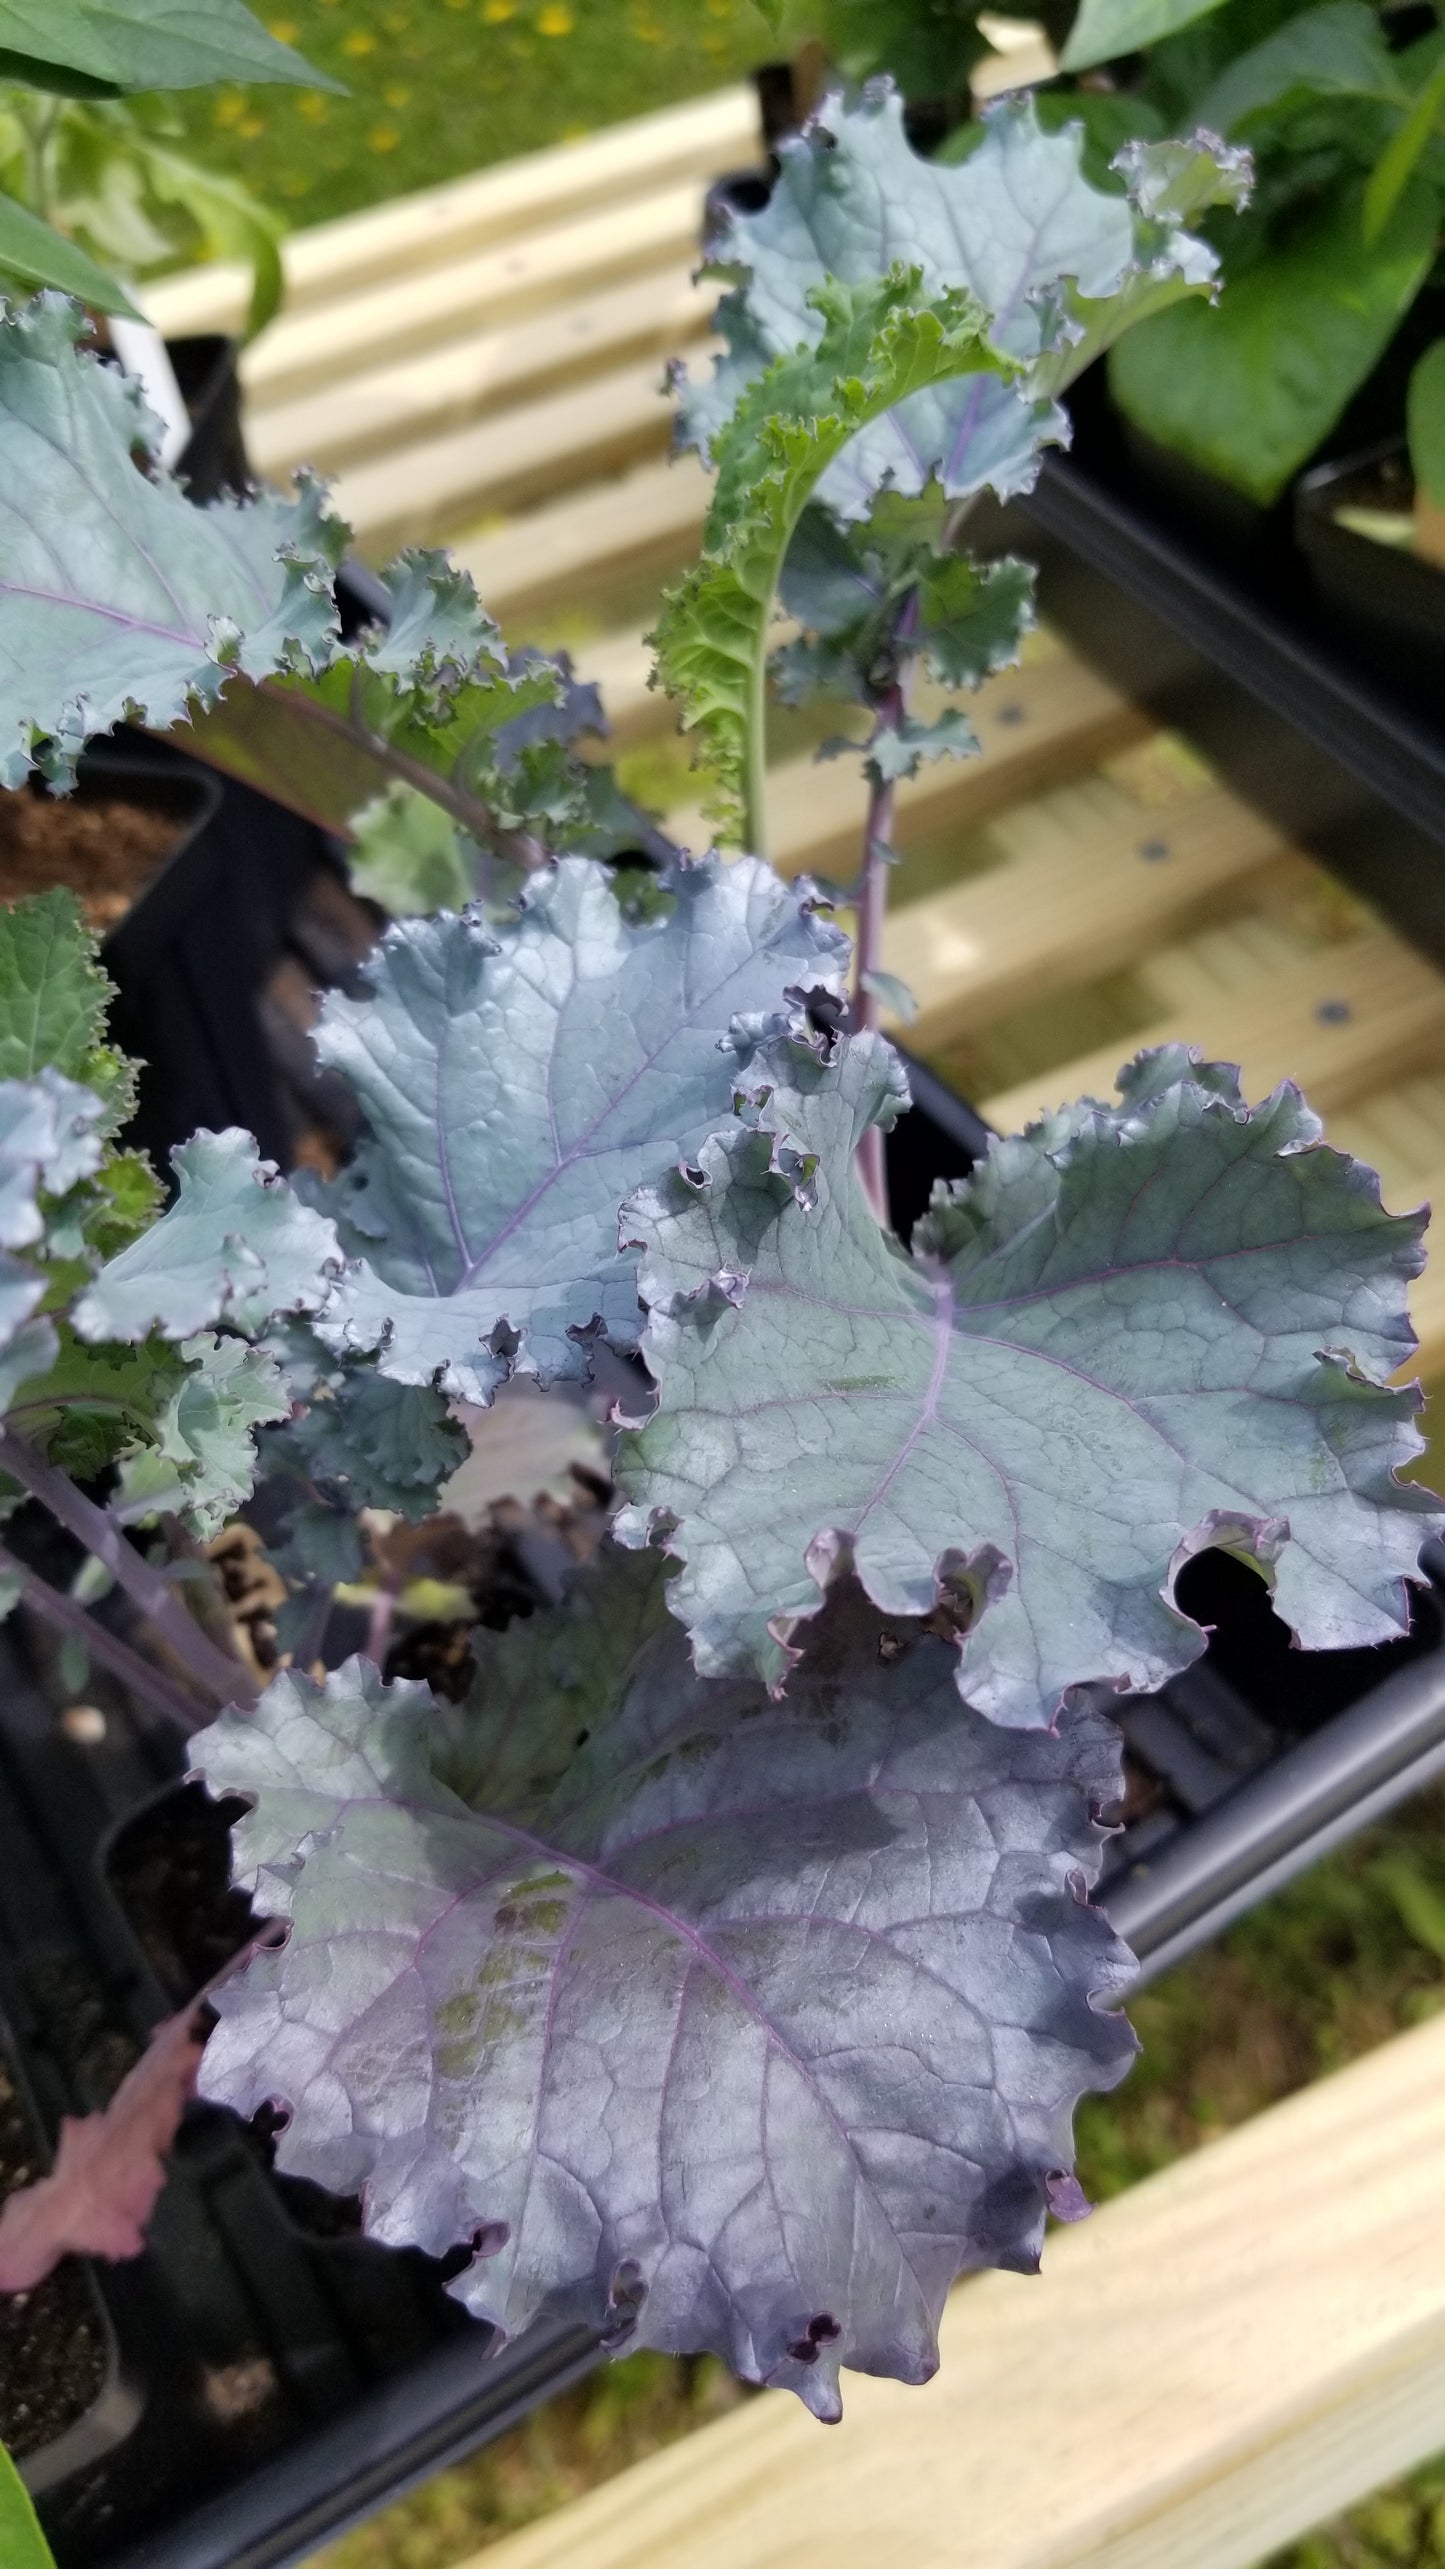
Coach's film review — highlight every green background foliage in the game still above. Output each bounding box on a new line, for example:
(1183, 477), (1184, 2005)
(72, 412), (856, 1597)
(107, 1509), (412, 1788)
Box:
(168, 0), (772, 226)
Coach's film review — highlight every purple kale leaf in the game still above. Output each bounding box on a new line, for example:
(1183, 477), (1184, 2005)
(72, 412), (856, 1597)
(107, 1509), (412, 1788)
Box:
(190, 1547), (1135, 2414)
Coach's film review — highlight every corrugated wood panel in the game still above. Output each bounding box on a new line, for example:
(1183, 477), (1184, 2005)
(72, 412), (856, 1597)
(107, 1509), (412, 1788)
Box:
(453, 2011), (1445, 2569)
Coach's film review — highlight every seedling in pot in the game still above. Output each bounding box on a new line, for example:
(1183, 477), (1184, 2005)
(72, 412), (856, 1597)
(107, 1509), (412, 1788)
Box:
(0, 87), (1435, 2426)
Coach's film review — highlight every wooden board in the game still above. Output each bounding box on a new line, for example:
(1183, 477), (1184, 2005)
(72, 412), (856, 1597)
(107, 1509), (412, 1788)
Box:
(666, 643), (1151, 881)
(454, 451), (709, 623)
(242, 178), (714, 412)
(459, 2010), (1445, 2569)
(138, 84), (755, 340)
(883, 784), (1296, 1050)
(333, 352), (684, 552)
(250, 266), (712, 481)
(980, 926), (1445, 1135)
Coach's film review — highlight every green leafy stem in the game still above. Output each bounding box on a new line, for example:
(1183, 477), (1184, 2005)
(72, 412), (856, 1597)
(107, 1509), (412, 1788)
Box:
(650, 268), (1012, 856)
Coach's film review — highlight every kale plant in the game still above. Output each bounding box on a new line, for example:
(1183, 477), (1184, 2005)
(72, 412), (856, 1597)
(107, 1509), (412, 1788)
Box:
(0, 88), (1435, 2419)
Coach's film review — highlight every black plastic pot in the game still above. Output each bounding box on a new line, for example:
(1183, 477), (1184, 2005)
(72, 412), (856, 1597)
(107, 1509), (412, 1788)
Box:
(77, 735), (336, 1175)
(169, 335), (250, 505)
(1294, 440), (1445, 714)
(2, 1057), (1441, 2569)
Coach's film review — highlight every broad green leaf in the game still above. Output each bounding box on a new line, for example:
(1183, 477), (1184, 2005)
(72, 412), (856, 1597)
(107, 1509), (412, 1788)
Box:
(0, 890), (112, 1084)
(0, 0), (338, 94)
(0, 2436), (56, 2569)
(654, 269), (1009, 842)
(1109, 174), (1437, 501)
(616, 1032), (1438, 1727)
(820, 0), (988, 96)
(348, 781), (478, 920)
(313, 856), (848, 1404)
(679, 88), (1245, 524)
(137, 140), (284, 338)
(1408, 339), (1445, 503)
(0, 296), (342, 789)
(1191, 0), (1403, 136)
(113, 1329), (287, 1536)
(193, 1550), (1136, 2413)
(0, 188), (138, 314)
(73, 1128), (339, 1343)
(0, 891), (139, 1139)
(1364, 55), (1445, 245)
(1062, 0), (1230, 74)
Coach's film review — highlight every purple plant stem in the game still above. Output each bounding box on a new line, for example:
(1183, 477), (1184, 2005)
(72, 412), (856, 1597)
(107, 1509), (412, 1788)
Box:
(852, 577), (919, 1228)
(0, 1544), (211, 1736)
(852, 718), (898, 1228)
(0, 1427), (257, 1708)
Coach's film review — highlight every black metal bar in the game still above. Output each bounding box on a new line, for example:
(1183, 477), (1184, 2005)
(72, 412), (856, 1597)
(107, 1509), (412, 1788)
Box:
(1108, 1553), (1445, 1985)
(107, 2323), (603, 2569)
(1024, 452), (1445, 854)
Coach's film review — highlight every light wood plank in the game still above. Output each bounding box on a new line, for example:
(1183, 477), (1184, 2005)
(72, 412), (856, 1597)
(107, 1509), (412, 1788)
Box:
(981, 928), (1445, 1135)
(884, 787), (1295, 1050)
(454, 452), (709, 624)
(240, 176), (711, 410)
(667, 650), (1150, 876)
(335, 354), (678, 552)
(250, 266), (712, 479)
(571, 625), (661, 746)
(461, 2011), (1445, 2569)
(139, 85), (756, 340)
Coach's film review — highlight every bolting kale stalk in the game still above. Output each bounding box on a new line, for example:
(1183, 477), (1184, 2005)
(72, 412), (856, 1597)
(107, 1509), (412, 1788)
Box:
(0, 84), (1433, 2414)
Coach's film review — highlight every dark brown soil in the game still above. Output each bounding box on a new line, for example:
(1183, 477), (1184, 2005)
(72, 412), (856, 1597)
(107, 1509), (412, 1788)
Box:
(0, 2054), (108, 2455)
(0, 785), (188, 934)
(105, 1783), (258, 2008)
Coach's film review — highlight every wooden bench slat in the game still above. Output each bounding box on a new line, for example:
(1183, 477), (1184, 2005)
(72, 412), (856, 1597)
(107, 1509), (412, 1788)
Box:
(454, 2011), (1445, 2569)
(455, 452), (709, 625)
(884, 786), (1295, 1050)
(337, 353), (679, 552)
(571, 625), (662, 745)
(667, 648), (1150, 878)
(240, 177), (715, 410)
(139, 85), (755, 341)
(251, 267), (712, 480)
(980, 926), (1445, 1136)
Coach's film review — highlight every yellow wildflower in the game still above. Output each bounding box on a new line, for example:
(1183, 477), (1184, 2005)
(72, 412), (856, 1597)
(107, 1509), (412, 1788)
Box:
(342, 27), (377, 52)
(369, 122), (400, 149)
(297, 90), (329, 119)
(538, 2), (574, 27)
(268, 18), (299, 37)
(482, 0), (515, 17)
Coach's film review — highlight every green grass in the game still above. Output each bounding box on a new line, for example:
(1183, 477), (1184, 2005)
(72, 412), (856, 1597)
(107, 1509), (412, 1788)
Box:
(169, 0), (775, 231)
(319, 1791), (1445, 2569)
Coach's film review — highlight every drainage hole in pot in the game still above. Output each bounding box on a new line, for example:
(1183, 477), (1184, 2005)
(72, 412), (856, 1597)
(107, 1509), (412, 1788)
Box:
(0, 2048), (107, 2454)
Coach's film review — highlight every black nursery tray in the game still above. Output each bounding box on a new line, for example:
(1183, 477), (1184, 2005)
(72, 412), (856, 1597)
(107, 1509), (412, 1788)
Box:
(999, 377), (1445, 980)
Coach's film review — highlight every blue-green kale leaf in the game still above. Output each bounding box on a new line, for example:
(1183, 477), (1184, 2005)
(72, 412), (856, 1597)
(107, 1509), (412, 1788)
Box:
(311, 855), (848, 1404)
(616, 1034), (1439, 1726)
